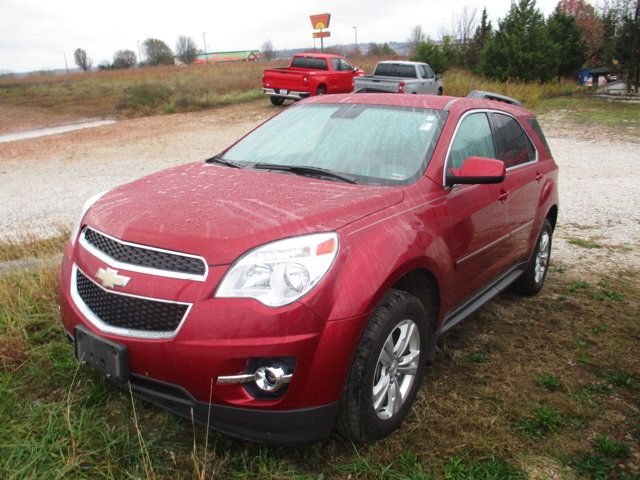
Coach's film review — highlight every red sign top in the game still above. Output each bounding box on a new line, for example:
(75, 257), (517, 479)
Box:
(310, 13), (331, 30)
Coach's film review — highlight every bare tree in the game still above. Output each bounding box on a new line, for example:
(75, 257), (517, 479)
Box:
(261, 39), (276, 60)
(407, 26), (426, 55)
(142, 38), (174, 66)
(73, 48), (92, 71)
(175, 36), (198, 64)
(113, 50), (137, 69)
(454, 6), (479, 44)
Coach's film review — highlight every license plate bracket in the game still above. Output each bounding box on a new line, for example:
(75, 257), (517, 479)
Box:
(75, 325), (129, 384)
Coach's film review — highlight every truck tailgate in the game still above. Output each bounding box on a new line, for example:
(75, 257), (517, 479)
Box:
(354, 76), (401, 93)
(263, 68), (308, 91)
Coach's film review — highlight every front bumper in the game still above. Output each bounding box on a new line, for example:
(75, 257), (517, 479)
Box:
(58, 239), (365, 442)
(129, 373), (338, 444)
(262, 88), (311, 100)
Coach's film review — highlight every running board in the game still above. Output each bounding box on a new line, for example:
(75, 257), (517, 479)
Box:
(438, 264), (526, 336)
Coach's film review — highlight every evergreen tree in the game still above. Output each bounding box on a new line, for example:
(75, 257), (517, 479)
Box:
(411, 39), (450, 73)
(547, 6), (588, 78)
(368, 42), (397, 56)
(464, 7), (493, 71)
(479, 0), (560, 82)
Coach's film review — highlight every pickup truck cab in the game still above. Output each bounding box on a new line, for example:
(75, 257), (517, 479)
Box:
(262, 53), (363, 106)
(354, 61), (443, 95)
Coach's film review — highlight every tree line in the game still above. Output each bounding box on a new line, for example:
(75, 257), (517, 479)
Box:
(73, 35), (201, 71)
(410, 0), (639, 90)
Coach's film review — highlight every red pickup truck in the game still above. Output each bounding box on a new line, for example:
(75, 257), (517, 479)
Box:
(262, 53), (363, 105)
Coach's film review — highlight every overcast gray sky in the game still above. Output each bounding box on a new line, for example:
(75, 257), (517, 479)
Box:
(1, 0), (560, 73)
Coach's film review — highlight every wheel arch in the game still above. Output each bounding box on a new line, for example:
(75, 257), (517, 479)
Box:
(546, 204), (558, 231)
(390, 268), (440, 329)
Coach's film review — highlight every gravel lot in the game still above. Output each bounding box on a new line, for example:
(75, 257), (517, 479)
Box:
(1, 100), (638, 273)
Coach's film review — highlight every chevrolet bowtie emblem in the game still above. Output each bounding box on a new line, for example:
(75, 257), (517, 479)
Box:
(96, 267), (131, 289)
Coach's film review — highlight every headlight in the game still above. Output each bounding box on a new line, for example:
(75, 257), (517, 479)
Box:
(69, 190), (108, 246)
(215, 233), (339, 307)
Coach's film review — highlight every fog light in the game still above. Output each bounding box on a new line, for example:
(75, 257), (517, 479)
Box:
(254, 366), (292, 392)
(217, 361), (293, 394)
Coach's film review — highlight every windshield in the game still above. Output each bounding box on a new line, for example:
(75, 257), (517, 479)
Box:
(374, 63), (418, 78)
(221, 104), (446, 186)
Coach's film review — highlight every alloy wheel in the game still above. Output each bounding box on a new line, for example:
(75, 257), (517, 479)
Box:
(372, 319), (421, 420)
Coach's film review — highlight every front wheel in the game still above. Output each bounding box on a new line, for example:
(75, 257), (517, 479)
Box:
(270, 96), (285, 106)
(315, 86), (326, 96)
(337, 289), (434, 443)
(513, 218), (553, 295)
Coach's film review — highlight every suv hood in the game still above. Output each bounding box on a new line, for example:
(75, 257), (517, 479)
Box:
(84, 162), (404, 264)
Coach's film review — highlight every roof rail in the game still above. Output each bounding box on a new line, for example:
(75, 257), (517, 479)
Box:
(467, 90), (522, 106)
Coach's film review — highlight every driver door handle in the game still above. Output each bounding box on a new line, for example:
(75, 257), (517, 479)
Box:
(498, 189), (510, 202)
(535, 171), (543, 181)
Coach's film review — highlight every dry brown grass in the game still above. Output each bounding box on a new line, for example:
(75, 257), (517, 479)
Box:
(0, 57), (579, 122)
(0, 228), (68, 262)
(0, 61), (287, 118)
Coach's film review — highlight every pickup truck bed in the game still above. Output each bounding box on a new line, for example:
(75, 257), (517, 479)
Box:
(354, 61), (443, 95)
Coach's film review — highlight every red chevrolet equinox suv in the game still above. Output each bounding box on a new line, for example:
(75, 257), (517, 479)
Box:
(58, 91), (558, 444)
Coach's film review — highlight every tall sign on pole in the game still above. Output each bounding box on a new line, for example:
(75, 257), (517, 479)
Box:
(309, 13), (331, 53)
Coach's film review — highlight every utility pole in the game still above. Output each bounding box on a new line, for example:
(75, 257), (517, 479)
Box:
(353, 26), (358, 56)
(203, 32), (208, 63)
(63, 53), (69, 73)
(137, 40), (142, 66)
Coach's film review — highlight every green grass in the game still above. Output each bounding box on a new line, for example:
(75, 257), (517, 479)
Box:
(568, 237), (604, 249)
(538, 95), (640, 128)
(465, 352), (490, 363)
(515, 404), (564, 438)
(1, 260), (639, 479)
(535, 374), (562, 392)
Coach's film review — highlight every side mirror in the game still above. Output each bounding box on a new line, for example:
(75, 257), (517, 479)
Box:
(436, 74), (442, 80)
(445, 157), (505, 186)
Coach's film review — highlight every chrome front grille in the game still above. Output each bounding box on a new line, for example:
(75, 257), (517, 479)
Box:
(80, 228), (207, 280)
(71, 266), (190, 338)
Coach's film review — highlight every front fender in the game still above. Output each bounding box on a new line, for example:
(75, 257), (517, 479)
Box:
(299, 203), (454, 327)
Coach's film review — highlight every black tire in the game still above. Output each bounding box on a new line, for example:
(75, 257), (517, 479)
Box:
(437, 88), (443, 96)
(336, 289), (435, 443)
(513, 218), (553, 296)
(315, 86), (326, 96)
(270, 96), (285, 106)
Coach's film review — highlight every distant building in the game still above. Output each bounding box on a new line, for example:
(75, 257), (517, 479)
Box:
(194, 50), (260, 64)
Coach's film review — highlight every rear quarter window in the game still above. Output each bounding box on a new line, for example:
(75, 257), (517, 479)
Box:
(526, 118), (550, 152)
(291, 57), (328, 70)
(490, 113), (536, 168)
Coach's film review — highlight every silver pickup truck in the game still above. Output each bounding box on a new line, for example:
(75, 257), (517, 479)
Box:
(354, 61), (443, 95)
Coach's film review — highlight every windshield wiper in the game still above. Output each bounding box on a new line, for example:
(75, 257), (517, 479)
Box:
(253, 163), (357, 184)
(205, 155), (245, 169)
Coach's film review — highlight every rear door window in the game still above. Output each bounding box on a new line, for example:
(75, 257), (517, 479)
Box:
(291, 57), (328, 70)
(447, 113), (496, 169)
(490, 113), (536, 168)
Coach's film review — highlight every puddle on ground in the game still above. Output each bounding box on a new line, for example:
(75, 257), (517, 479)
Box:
(0, 119), (117, 144)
